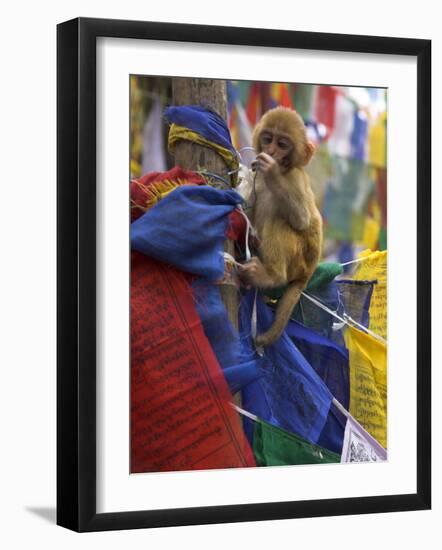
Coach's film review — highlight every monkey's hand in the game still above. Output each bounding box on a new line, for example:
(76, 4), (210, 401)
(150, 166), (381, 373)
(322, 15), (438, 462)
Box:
(237, 257), (272, 288)
(255, 152), (281, 184)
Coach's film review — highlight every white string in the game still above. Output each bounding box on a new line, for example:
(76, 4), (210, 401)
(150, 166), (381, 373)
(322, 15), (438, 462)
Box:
(230, 402), (258, 422)
(301, 291), (387, 344)
(236, 208), (252, 262)
(232, 400), (385, 453)
(340, 255), (373, 267)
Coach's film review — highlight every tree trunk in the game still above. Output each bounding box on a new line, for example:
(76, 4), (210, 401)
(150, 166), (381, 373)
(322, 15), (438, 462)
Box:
(171, 78), (238, 329)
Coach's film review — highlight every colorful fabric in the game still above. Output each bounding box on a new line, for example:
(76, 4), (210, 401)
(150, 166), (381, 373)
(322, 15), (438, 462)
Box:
(240, 290), (333, 445)
(328, 93), (354, 158)
(253, 419), (340, 467)
(167, 124), (240, 185)
(246, 82), (262, 125)
(361, 215), (381, 251)
(141, 97), (167, 175)
(292, 281), (340, 340)
(131, 185), (243, 281)
(286, 320), (349, 454)
(315, 86), (338, 137)
(350, 110), (368, 161)
(341, 412), (387, 463)
(368, 112), (387, 168)
(131, 253), (256, 472)
(336, 279), (375, 332)
(191, 280), (261, 395)
(286, 319), (350, 411)
(270, 83), (294, 109)
(130, 165), (205, 222)
(293, 84), (315, 121)
(263, 261), (343, 301)
(322, 157), (374, 241)
(344, 326), (387, 448)
(291, 277), (374, 348)
(352, 249), (387, 340)
(307, 262), (344, 291)
(164, 105), (236, 153)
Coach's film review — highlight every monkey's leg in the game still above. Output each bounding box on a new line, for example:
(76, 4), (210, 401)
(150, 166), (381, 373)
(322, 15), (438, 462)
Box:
(255, 280), (306, 348)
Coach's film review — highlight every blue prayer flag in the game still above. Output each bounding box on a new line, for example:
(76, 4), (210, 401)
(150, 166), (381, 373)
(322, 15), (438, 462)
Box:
(164, 105), (236, 153)
(239, 290), (333, 445)
(130, 185), (243, 281)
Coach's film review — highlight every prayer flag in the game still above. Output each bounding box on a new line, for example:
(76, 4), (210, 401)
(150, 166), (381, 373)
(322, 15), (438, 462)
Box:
(246, 82), (262, 125)
(293, 84), (315, 121)
(341, 413), (387, 463)
(164, 105), (236, 153)
(344, 326), (387, 448)
(191, 280), (262, 395)
(270, 83), (294, 109)
(131, 185), (243, 281)
(131, 253), (255, 472)
(253, 419), (340, 467)
(286, 319), (350, 411)
(240, 291), (333, 445)
(352, 249), (387, 340)
(141, 98), (167, 175)
(315, 86), (338, 137)
(328, 93), (355, 158)
(350, 110), (368, 161)
(322, 157), (374, 241)
(130, 165), (205, 221)
(368, 112), (387, 168)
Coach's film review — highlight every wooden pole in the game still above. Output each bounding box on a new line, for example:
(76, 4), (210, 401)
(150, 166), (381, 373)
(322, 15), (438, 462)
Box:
(171, 78), (239, 330)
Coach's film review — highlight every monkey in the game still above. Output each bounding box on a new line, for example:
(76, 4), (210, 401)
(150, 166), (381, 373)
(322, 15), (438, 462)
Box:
(237, 106), (323, 348)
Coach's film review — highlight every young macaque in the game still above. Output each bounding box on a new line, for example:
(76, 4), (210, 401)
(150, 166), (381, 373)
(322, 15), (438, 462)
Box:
(237, 107), (322, 347)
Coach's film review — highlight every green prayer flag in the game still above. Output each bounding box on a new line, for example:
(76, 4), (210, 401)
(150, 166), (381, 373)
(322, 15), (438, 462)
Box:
(293, 84), (315, 120)
(253, 420), (340, 467)
(379, 226), (387, 251)
(263, 261), (343, 301)
(306, 262), (343, 291)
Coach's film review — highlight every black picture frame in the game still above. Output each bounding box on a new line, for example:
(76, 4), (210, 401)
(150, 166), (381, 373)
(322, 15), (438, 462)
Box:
(57, 17), (431, 532)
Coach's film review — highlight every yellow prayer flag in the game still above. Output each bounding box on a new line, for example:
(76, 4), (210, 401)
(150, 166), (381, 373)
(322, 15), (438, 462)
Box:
(344, 326), (387, 448)
(368, 112), (387, 168)
(352, 249), (387, 340)
(361, 216), (381, 251)
(168, 124), (239, 185)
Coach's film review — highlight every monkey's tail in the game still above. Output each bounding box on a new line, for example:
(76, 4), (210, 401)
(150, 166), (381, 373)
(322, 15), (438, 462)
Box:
(255, 281), (304, 348)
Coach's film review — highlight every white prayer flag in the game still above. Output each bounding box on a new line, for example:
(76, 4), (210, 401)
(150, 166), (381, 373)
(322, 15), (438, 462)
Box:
(142, 98), (167, 175)
(341, 414), (387, 463)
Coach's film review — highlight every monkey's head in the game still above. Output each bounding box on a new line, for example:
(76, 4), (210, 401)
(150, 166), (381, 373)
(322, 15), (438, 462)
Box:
(252, 107), (315, 173)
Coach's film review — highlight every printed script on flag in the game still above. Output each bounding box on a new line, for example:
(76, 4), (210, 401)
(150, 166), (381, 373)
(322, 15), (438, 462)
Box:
(130, 252), (255, 473)
(345, 325), (387, 449)
(353, 250), (387, 340)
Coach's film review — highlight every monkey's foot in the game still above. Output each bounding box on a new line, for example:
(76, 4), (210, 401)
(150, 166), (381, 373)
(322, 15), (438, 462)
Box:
(255, 330), (281, 348)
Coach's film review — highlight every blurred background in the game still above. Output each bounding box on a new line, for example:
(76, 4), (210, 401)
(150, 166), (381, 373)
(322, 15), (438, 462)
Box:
(130, 76), (387, 264)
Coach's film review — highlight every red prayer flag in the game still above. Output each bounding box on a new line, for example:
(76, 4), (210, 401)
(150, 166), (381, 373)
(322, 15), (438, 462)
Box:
(130, 165), (206, 221)
(315, 86), (338, 137)
(246, 82), (261, 125)
(279, 84), (294, 109)
(130, 253), (256, 473)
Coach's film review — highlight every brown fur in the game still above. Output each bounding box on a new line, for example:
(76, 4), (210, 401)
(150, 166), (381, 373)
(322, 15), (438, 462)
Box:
(239, 107), (322, 347)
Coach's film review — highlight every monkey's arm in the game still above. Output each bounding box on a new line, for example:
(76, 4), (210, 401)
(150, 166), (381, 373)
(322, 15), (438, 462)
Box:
(256, 153), (312, 231)
(266, 171), (312, 231)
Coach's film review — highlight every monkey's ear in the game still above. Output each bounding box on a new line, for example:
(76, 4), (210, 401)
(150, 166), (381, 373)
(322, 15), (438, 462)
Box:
(302, 141), (316, 166)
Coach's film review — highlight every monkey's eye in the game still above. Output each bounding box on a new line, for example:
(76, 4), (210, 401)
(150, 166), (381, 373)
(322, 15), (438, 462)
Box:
(278, 140), (291, 150)
(260, 133), (273, 145)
